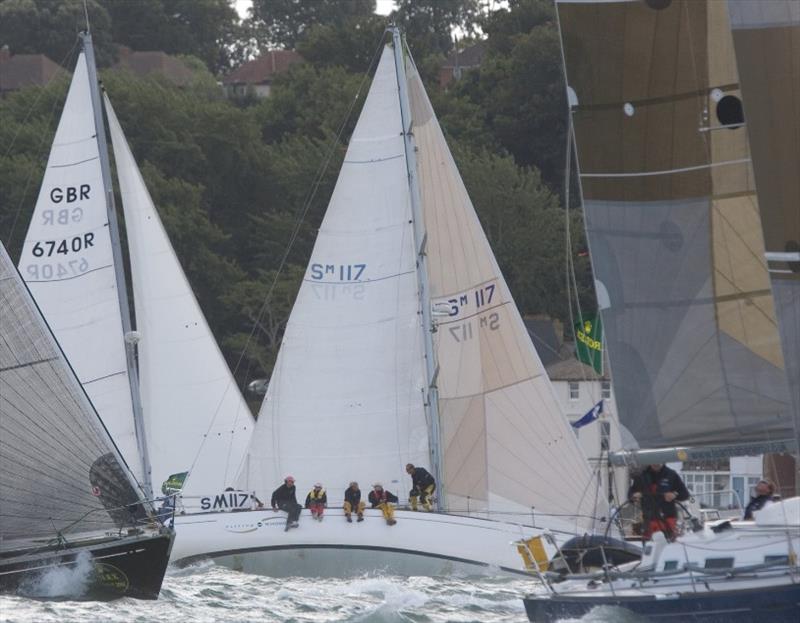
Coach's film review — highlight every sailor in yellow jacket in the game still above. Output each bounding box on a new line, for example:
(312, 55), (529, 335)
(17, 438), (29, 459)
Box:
(305, 483), (327, 521)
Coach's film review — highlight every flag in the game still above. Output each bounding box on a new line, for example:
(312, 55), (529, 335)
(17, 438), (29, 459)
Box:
(572, 400), (603, 429)
(575, 314), (603, 375)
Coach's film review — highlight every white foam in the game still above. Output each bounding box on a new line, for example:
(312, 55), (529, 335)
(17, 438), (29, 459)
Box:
(18, 550), (94, 599)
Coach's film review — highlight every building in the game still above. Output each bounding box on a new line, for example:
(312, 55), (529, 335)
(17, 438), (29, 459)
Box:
(669, 456), (763, 514)
(0, 46), (63, 96)
(113, 47), (195, 87)
(221, 50), (303, 99)
(438, 41), (486, 88)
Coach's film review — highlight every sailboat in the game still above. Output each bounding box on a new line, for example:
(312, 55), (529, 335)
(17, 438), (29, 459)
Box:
(16, 31), (254, 521)
(0, 241), (173, 599)
(523, 0), (800, 619)
(169, 27), (607, 577)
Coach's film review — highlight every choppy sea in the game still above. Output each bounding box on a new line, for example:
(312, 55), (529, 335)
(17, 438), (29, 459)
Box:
(0, 561), (642, 622)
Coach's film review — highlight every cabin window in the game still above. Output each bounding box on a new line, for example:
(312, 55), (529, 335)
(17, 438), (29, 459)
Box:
(704, 558), (734, 569)
(601, 381), (611, 399)
(663, 560), (678, 571)
(716, 95), (744, 129)
(600, 421), (610, 451)
(569, 382), (579, 401)
(765, 555), (789, 565)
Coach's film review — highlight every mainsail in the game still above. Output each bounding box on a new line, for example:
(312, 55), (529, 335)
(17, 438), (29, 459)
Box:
(405, 55), (599, 521)
(729, 0), (800, 440)
(17, 50), (141, 482)
(241, 40), (599, 529)
(0, 243), (142, 543)
(105, 97), (253, 497)
(556, 0), (795, 449)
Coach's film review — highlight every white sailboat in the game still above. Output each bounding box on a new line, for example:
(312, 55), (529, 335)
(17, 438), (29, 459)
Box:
(523, 1), (800, 619)
(17, 33), (254, 515)
(169, 28), (605, 576)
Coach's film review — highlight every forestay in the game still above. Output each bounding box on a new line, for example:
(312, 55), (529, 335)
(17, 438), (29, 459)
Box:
(105, 97), (254, 497)
(0, 243), (142, 545)
(239, 47), (430, 502)
(729, 0), (800, 442)
(557, 0), (794, 448)
(17, 52), (141, 482)
(405, 54), (600, 528)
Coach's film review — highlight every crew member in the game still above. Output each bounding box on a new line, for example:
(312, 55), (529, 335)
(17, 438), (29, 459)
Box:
(369, 483), (398, 526)
(272, 475), (302, 531)
(305, 483), (327, 521)
(743, 479), (776, 520)
(406, 463), (435, 511)
(344, 481), (365, 523)
(628, 464), (689, 541)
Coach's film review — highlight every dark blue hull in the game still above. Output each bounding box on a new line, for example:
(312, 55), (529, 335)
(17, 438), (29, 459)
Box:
(524, 580), (800, 622)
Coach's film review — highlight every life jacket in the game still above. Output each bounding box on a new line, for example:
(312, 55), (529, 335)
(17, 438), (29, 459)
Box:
(308, 488), (326, 500)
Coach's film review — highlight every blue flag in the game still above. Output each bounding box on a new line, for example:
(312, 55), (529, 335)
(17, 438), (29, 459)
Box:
(572, 400), (603, 429)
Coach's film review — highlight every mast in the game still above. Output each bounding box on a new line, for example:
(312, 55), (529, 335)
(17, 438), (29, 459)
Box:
(80, 32), (153, 500)
(389, 26), (444, 502)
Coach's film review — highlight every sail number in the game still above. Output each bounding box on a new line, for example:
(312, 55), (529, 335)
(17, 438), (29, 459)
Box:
(31, 234), (94, 257)
(444, 284), (496, 317)
(310, 263), (366, 281)
(448, 312), (500, 342)
(26, 258), (89, 280)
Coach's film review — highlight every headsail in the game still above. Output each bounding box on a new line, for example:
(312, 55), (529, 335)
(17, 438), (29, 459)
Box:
(556, 0), (794, 449)
(17, 51), (141, 482)
(729, 0), (800, 441)
(105, 97), (254, 496)
(405, 53), (600, 526)
(1, 243), (143, 544)
(239, 46), (430, 501)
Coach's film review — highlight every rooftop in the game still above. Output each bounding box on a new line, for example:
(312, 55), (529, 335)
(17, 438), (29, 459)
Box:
(222, 50), (304, 85)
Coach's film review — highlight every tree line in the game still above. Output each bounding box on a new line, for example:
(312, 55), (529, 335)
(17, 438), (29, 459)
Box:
(0, 0), (594, 396)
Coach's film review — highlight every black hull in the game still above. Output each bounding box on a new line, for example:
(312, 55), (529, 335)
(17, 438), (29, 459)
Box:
(0, 531), (174, 600)
(524, 580), (800, 622)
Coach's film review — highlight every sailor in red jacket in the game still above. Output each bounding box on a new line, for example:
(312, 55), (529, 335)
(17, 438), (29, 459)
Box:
(628, 464), (689, 540)
(368, 483), (398, 526)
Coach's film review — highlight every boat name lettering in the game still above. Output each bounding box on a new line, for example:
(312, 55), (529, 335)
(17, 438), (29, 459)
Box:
(444, 284), (496, 316)
(31, 234), (94, 258)
(41, 207), (84, 225)
(50, 184), (90, 204)
(25, 258), (89, 280)
(310, 263), (366, 281)
(448, 313), (500, 342)
(200, 491), (251, 511)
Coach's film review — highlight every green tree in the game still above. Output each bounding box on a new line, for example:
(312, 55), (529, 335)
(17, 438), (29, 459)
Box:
(0, 0), (115, 66)
(248, 0), (375, 49)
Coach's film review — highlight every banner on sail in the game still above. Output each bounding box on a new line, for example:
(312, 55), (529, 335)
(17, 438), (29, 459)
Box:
(574, 315), (602, 375)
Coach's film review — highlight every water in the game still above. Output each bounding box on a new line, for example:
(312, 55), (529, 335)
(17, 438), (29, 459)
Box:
(0, 562), (637, 622)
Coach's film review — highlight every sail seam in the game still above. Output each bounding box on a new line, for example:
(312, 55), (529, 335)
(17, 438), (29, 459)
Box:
(581, 158), (750, 178)
(49, 155), (99, 169)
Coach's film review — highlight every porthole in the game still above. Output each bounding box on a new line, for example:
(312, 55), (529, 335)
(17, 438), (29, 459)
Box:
(716, 95), (744, 128)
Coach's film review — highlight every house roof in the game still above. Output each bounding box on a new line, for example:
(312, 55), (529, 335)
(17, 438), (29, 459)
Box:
(441, 41), (486, 70)
(222, 50), (304, 86)
(545, 357), (606, 382)
(0, 49), (64, 92)
(113, 48), (194, 86)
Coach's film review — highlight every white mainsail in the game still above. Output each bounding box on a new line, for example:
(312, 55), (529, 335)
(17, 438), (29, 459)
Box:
(406, 56), (600, 527)
(18, 52), (141, 483)
(240, 46), (430, 501)
(105, 97), (254, 496)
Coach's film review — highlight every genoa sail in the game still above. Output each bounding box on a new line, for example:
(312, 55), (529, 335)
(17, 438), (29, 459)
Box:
(556, 0), (795, 449)
(1, 242), (144, 544)
(105, 97), (254, 497)
(17, 51), (141, 482)
(405, 54), (600, 527)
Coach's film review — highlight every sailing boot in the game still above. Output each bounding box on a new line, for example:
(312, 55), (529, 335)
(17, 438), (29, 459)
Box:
(346, 513), (352, 523)
(357, 513), (364, 522)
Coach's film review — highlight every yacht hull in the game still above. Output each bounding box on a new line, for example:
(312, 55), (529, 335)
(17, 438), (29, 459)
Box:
(524, 578), (800, 622)
(171, 508), (576, 577)
(0, 531), (174, 600)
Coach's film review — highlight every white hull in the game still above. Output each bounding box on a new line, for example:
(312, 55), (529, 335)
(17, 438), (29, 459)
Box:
(170, 507), (578, 577)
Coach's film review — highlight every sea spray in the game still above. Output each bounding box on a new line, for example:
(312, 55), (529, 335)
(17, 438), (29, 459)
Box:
(17, 550), (94, 599)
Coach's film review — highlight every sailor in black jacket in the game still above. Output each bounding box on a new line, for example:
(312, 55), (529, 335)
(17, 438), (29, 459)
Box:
(271, 475), (302, 531)
(406, 463), (436, 511)
(343, 481), (365, 522)
(628, 464), (689, 540)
